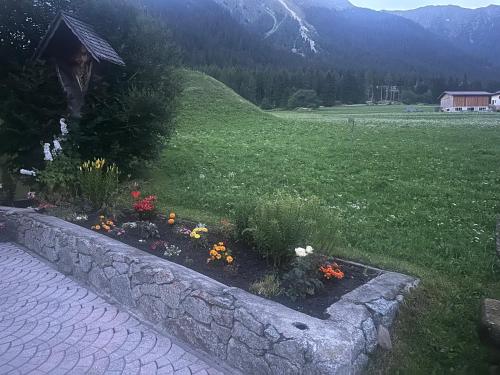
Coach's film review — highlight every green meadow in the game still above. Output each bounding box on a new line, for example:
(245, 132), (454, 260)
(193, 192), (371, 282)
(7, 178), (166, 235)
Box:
(150, 70), (500, 373)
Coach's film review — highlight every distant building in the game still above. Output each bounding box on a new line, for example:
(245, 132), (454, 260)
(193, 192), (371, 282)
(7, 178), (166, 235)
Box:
(438, 91), (492, 112)
(491, 92), (500, 112)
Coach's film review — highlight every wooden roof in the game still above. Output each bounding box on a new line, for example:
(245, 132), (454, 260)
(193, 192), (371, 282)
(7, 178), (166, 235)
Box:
(34, 11), (125, 66)
(438, 91), (492, 100)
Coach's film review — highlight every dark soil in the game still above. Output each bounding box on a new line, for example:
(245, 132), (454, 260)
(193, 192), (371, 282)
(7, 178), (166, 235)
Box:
(75, 213), (378, 320)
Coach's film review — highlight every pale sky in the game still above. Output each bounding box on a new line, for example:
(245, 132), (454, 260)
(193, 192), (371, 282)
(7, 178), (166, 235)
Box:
(349, 0), (500, 10)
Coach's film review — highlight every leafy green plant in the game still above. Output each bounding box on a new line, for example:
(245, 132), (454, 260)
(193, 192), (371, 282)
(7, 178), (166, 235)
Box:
(249, 273), (282, 298)
(244, 193), (321, 267)
(36, 154), (80, 203)
(281, 253), (326, 301)
(78, 158), (119, 209)
(136, 221), (160, 240)
(233, 198), (255, 243)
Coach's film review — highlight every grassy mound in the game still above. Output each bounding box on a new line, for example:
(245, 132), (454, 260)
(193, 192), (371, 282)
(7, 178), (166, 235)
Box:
(149, 70), (500, 373)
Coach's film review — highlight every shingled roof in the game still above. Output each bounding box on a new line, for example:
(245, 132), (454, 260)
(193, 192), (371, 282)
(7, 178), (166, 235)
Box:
(34, 11), (125, 66)
(438, 91), (493, 100)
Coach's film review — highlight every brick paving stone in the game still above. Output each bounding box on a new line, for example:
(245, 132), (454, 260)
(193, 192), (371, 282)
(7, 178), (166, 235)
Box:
(0, 242), (227, 375)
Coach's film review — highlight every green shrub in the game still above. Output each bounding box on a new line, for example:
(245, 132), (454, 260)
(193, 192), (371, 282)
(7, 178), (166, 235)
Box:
(78, 158), (119, 209)
(287, 89), (320, 109)
(249, 273), (282, 298)
(36, 154), (80, 203)
(233, 198), (255, 243)
(281, 253), (325, 301)
(244, 193), (321, 267)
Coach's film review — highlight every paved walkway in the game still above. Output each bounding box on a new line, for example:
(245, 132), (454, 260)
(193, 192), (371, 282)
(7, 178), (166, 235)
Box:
(0, 242), (226, 375)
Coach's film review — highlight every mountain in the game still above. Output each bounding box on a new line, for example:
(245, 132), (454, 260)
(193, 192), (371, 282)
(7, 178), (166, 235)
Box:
(391, 5), (500, 64)
(147, 0), (498, 78)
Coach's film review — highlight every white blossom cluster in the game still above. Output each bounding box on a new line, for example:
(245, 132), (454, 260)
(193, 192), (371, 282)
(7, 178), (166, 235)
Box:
(20, 118), (69, 176)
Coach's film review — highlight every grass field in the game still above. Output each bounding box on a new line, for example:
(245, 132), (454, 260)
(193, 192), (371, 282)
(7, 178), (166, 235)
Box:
(150, 70), (500, 373)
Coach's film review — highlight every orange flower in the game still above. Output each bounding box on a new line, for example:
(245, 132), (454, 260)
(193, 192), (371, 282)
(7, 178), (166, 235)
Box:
(169, 212), (176, 219)
(168, 218), (175, 225)
(226, 256), (234, 264)
(320, 265), (344, 280)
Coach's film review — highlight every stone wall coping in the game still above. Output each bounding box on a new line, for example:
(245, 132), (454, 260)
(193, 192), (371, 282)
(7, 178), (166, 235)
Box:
(0, 206), (419, 374)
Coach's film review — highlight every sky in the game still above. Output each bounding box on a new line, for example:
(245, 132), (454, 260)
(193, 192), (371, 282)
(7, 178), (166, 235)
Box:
(349, 0), (500, 10)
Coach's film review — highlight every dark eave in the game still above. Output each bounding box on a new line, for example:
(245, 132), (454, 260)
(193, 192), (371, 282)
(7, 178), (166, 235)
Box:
(33, 11), (125, 66)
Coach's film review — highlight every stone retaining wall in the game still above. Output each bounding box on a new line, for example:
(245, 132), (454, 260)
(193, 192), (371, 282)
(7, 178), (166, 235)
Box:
(0, 207), (418, 374)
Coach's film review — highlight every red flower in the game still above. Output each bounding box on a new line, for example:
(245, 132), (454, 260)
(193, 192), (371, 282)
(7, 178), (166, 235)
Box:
(133, 195), (157, 213)
(131, 191), (141, 199)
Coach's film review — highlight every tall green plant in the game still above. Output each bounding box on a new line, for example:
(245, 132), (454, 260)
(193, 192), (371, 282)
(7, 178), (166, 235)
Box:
(78, 158), (119, 209)
(36, 154), (80, 203)
(245, 193), (321, 267)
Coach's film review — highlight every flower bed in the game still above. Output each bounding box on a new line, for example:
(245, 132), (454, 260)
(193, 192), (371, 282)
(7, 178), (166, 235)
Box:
(0, 206), (418, 374)
(75, 212), (378, 319)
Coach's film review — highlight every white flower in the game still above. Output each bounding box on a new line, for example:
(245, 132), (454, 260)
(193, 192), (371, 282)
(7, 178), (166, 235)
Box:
(43, 143), (53, 161)
(60, 118), (69, 136)
(295, 247), (307, 257)
(20, 169), (36, 176)
(53, 139), (63, 153)
(295, 245), (314, 257)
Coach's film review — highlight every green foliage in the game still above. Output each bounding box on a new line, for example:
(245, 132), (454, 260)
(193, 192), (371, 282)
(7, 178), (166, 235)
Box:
(249, 273), (282, 298)
(287, 89), (320, 109)
(0, 65), (67, 172)
(78, 159), (119, 209)
(75, 0), (181, 172)
(281, 254), (325, 301)
(233, 198), (255, 244)
(36, 154), (80, 203)
(0, 0), (181, 176)
(243, 193), (321, 267)
(80, 86), (176, 171)
(136, 221), (160, 240)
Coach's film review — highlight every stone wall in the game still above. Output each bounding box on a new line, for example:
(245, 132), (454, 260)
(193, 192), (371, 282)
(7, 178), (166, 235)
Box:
(0, 207), (418, 374)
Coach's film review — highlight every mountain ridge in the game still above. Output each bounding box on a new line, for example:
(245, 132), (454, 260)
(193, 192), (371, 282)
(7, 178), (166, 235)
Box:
(391, 4), (500, 63)
(149, 0), (499, 78)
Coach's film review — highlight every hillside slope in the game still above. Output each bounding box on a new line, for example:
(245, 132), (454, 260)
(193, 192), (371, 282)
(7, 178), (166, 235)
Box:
(176, 70), (266, 124)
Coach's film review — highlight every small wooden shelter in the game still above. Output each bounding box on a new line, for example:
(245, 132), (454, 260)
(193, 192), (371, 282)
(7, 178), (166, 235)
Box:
(33, 11), (125, 118)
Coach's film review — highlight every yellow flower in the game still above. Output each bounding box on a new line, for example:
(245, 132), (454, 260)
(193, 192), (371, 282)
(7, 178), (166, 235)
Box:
(226, 256), (234, 264)
(210, 250), (218, 257)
